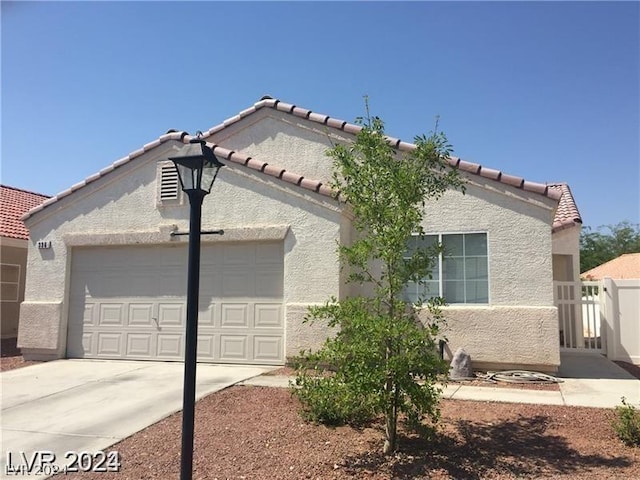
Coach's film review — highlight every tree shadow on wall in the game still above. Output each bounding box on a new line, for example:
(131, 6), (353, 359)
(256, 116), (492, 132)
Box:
(341, 415), (631, 479)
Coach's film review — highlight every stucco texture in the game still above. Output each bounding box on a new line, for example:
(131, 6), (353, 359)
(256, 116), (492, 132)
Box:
(20, 139), (345, 361)
(20, 111), (565, 370)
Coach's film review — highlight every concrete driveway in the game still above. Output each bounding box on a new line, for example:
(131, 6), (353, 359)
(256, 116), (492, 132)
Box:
(1, 359), (274, 479)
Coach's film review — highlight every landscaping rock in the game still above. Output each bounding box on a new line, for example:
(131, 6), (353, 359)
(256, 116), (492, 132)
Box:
(450, 347), (473, 379)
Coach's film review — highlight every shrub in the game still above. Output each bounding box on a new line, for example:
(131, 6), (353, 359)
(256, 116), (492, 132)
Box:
(612, 397), (640, 446)
(292, 371), (376, 426)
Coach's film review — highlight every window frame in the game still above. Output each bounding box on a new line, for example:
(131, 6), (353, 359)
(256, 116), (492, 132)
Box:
(405, 231), (490, 305)
(0, 263), (21, 303)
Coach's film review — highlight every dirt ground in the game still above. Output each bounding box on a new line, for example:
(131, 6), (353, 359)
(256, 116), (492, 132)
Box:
(0, 337), (41, 371)
(54, 385), (638, 480)
(3, 340), (638, 479)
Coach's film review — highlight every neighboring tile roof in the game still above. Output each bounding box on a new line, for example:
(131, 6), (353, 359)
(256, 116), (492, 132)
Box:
(1, 185), (50, 240)
(24, 97), (575, 226)
(548, 183), (582, 232)
(582, 253), (640, 280)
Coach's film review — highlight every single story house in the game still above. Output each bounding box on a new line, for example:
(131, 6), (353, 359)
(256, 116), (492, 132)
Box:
(1, 185), (50, 338)
(18, 97), (582, 372)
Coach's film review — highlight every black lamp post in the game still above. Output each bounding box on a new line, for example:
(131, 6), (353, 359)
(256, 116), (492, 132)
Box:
(169, 137), (224, 480)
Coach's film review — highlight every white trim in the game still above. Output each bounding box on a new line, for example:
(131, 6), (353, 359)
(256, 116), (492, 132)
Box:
(407, 231), (490, 305)
(0, 237), (28, 248)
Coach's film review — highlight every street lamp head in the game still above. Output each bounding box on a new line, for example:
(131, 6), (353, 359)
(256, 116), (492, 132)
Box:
(169, 138), (225, 194)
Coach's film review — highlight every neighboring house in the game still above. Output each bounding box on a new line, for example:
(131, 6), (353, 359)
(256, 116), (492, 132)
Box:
(0, 185), (50, 338)
(18, 97), (581, 372)
(582, 253), (640, 280)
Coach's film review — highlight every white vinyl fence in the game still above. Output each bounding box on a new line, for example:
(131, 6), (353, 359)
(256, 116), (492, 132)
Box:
(555, 281), (603, 352)
(554, 278), (640, 364)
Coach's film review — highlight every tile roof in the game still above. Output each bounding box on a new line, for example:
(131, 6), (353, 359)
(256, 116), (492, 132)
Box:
(1, 185), (50, 240)
(23, 97), (578, 230)
(582, 253), (640, 280)
(547, 183), (582, 232)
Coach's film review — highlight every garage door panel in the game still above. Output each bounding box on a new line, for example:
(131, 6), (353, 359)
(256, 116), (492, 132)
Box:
(197, 335), (215, 359)
(82, 304), (96, 326)
(127, 270), (159, 296)
(197, 303), (215, 326)
(68, 242), (284, 364)
(254, 336), (282, 362)
(221, 270), (253, 296)
(254, 304), (283, 328)
(98, 304), (125, 326)
(219, 335), (248, 361)
(255, 243), (283, 263)
(220, 303), (249, 328)
(158, 304), (184, 327)
(255, 269), (283, 297)
(157, 334), (182, 358)
(97, 333), (123, 356)
(222, 245), (255, 265)
(128, 303), (155, 327)
(159, 270), (187, 297)
(126, 333), (154, 357)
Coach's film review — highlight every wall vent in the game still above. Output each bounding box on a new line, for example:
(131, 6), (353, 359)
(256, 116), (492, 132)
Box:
(157, 161), (181, 205)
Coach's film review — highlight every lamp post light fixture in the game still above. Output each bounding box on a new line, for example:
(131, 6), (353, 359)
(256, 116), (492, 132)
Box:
(169, 136), (224, 480)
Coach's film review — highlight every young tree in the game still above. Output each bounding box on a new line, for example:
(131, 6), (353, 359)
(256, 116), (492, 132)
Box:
(294, 107), (465, 454)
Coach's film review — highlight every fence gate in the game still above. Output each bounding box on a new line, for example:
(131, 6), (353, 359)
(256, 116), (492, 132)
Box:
(554, 280), (605, 353)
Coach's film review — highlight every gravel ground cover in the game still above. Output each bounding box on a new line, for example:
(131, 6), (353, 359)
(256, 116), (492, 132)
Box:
(4, 340), (638, 478)
(54, 385), (638, 480)
(0, 337), (40, 371)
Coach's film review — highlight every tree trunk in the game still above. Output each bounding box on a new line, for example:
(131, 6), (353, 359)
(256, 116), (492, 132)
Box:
(383, 378), (397, 454)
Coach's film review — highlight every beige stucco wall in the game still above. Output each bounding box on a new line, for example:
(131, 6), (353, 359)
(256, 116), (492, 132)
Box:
(216, 114), (562, 369)
(1, 240), (28, 338)
(414, 178), (561, 371)
(209, 109), (346, 182)
(19, 140), (344, 360)
(552, 226), (581, 281)
(20, 113), (563, 370)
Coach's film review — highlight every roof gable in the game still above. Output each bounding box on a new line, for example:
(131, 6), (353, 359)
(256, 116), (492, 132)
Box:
(1, 185), (50, 240)
(23, 97), (580, 230)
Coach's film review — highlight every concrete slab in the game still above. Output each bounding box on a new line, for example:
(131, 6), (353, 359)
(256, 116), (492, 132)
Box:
(558, 351), (636, 379)
(557, 352), (640, 408)
(451, 385), (565, 405)
(1, 360), (274, 479)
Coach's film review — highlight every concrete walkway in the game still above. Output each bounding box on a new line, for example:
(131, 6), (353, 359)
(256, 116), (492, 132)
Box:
(242, 352), (640, 409)
(1, 360), (274, 479)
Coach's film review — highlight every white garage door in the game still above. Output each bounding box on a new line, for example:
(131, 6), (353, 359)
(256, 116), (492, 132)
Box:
(67, 242), (284, 365)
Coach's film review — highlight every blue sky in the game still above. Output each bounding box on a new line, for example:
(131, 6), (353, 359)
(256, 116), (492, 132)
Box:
(2, 1), (638, 229)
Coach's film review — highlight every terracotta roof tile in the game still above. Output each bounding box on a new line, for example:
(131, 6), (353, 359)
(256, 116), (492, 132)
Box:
(582, 253), (640, 280)
(307, 112), (330, 124)
(1, 185), (50, 240)
(22, 97), (578, 230)
(548, 183), (582, 232)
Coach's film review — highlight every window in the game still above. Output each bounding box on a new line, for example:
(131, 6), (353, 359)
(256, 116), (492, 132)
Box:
(157, 161), (181, 205)
(1, 264), (20, 302)
(404, 233), (488, 304)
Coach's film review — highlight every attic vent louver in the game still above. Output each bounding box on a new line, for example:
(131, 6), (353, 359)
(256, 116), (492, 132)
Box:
(159, 163), (179, 201)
